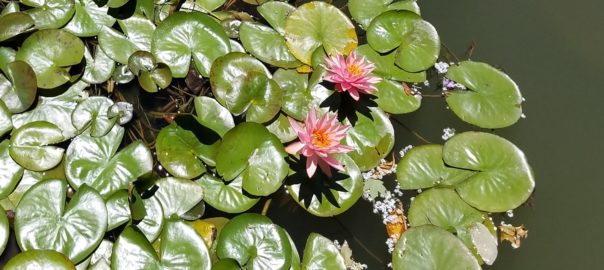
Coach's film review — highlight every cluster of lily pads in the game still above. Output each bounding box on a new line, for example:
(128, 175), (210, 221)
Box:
(0, 0), (535, 269)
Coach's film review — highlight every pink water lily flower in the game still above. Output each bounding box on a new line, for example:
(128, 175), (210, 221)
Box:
(286, 107), (354, 178)
(323, 51), (381, 101)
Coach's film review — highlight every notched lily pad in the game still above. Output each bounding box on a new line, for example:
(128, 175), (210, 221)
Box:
(239, 21), (301, 68)
(408, 188), (484, 231)
(82, 45), (116, 84)
(349, 0), (420, 29)
(344, 107), (395, 171)
(22, 0), (75, 29)
(194, 96), (235, 137)
(0, 60), (37, 114)
(10, 121), (65, 171)
(301, 233), (346, 270)
(152, 177), (204, 218)
(98, 14), (155, 64)
(197, 174), (259, 214)
(0, 140), (23, 199)
(71, 96), (116, 137)
(64, 0), (115, 37)
(273, 68), (331, 121)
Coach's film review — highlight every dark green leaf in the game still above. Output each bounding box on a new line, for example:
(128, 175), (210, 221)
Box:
(63, 0), (115, 37)
(239, 22), (301, 68)
(408, 188), (484, 231)
(22, 0), (75, 29)
(0, 12), (34, 42)
(355, 44), (426, 82)
(0, 61), (37, 113)
(197, 174), (259, 214)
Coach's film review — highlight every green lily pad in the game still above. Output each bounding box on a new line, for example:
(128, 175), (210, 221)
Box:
(65, 125), (153, 198)
(442, 132), (535, 212)
(266, 113), (297, 143)
(0, 1), (21, 16)
(180, 0), (225, 12)
(240, 22), (301, 68)
(197, 174), (259, 214)
(392, 225), (481, 270)
(113, 220), (212, 270)
(106, 0), (128, 8)
(396, 144), (474, 189)
(152, 177), (204, 218)
(87, 239), (113, 270)
(457, 222), (498, 266)
(156, 122), (218, 179)
(216, 213), (292, 270)
(106, 190), (131, 230)
(257, 1), (295, 35)
(152, 11), (230, 77)
(15, 29), (84, 89)
(243, 0), (268, 5)
(273, 68), (331, 121)
(108, 101), (133, 125)
(0, 61), (37, 113)
(4, 250), (75, 270)
(138, 63), (172, 92)
(71, 96), (116, 137)
(0, 12), (34, 42)
(63, 0), (115, 37)
(367, 10), (440, 72)
(210, 52), (282, 123)
(355, 44), (426, 82)
(408, 188), (484, 231)
(301, 233), (346, 270)
(349, 0), (420, 29)
(0, 169), (55, 211)
(287, 154), (363, 217)
(11, 80), (87, 138)
(15, 179), (107, 263)
(136, 196), (164, 242)
(284, 1), (357, 65)
(128, 50), (156, 75)
(0, 47), (16, 75)
(194, 96), (235, 137)
(0, 205), (7, 254)
(344, 107), (394, 171)
(374, 79), (421, 114)
(0, 140), (23, 199)
(98, 14), (155, 64)
(22, 0), (75, 29)
(82, 46), (116, 84)
(445, 61), (523, 128)
(216, 122), (288, 196)
(9, 121), (65, 171)
(112, 64), (135, 84)
(213, 259), (241, 269)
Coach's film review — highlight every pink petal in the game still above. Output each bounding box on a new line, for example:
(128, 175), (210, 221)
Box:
(348, 88), (360, 101)
(306, 155), (318, 178)
(285, 141), (305, 155)
(322, 155), (345, 172)
(318, 158), (332, 177)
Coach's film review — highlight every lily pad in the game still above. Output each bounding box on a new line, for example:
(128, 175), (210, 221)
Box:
(344, 107), (395, 171)
(287, 154), (363, 217)
(136, 196), (164, 242)
(0, 205), (7, 254)
(82, 46), (116, 84)
(138, 63), (172, 92)
(408, 188), (484, 231)
(445, 61), (523, 128)
(12, 80), (87, 138)
(0, 61), (37, 113)
(15, 29), (85, 89)
(152, 11), (230, 77)
(197, 174), (259, 214)
(180, 0), (225, 12)
(458, 222), (498, 266)
(367, 10), (440, 72)
(210, 52), (282, 123)
(284, 1), (357, 65)
(374, 79), (421, 114)
(156, 122), (218, 179)
(4, 250), (75, 270)
(71, 96), (116, 137)
(87, 239), (113, 270)
(257, 1), (295, 35)
(240, 22), (301, 68)
(216, 122), (288, 196)
(266, 113), (298, 143)
(106, 190), (131, 230)
(108, 101), (133, 125)
(65, 125), (153, 198)
(63, 0), (115, 37)
(396, 144), (474, 189)
(113, 220), (211, 270)
(355, 44), (426, 82)
(194, 96), (235, 137)
(152, 177), (204, 218)
(392, 225), (481, 270)
(15, 179), (107, 263)
(273, 68), (331, 121)
(0, 140), (23, 199)
(106, 0), (128, 8)
(0, 1), (20, 16)
(301, 233), (346, 270)
(98, 14), (155, 64)
(216, 213), (292, 270)
(0, 12), (34, 42)
(349, 0), (420, 29)
(22, 0), (75, 29)
(0, 168), (60, 211)
(10, 121), (65, 171)
(0, 47), (16, 75)
(442, 132), (535, 212)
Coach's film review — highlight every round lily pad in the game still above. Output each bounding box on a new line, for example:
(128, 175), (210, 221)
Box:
(408, 188), (484, 231)
(284, 1), (357, 65)
(108, 101), (134, 125)
(71, 96), (116, 137)
(442, 132), (535, 212)
(396, 144), (474, 189)
(152, 177), (204, 218)
(301, 233), (346, 270)
(0, 60), (37, 113)
(216, 213), (292, 270)
(355, 44), (426, 83)
(136, 196), (164, 242)
(344, 107), (395, 171)
(392, 225), (481, 270)
(273, 68), (332, 121)
(9, 121), (65, 171)
(15, 179), (107, 263)
(15, 29), (84, 89)
(4, 250), (75, 270)
(349, 0), (420, 29)
(287, 154), (363, 217)
(197, 174), (259, 214)
(367, 10), (440, 72)
(98, 14), (155, 64)
(194, 96), (235, 137)
(374, 79), (422, 114)
(65, 125), (153, 198)
(445, 61), (523, 128)
(152, 11), (230, 77)
(257, 1), (295, 35)
(82, 46), (116, 84)
(22, 0), (75, 29)
(0, 140), (23, 199)
(240, 22), (301, 68)
(0, 12), (34, 42)
(216, 122), (288, 196)
(63, 0), (115, 37)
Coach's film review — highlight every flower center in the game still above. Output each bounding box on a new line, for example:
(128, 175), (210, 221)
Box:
(346, 64), (363, 76)
(312, 130), (331, 148)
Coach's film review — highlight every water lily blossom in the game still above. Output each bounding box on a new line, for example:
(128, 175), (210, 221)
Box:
(286, 107), (354, 178)
(323, 51), (381, 101)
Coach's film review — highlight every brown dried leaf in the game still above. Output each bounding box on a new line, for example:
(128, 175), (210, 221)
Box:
(498, 223), (528, 249)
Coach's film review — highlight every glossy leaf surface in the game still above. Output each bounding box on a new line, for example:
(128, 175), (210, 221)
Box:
(9, 121), (64, 171)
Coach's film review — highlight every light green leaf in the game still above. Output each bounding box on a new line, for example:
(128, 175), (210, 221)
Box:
(0, 61), (37, 113)
(71, 96), (116, 137)
(0, 205), (8, 254)
(355, 44), (426, 83)
(240, 21), (301, 68)
(349, 0), (420, 29)
(197, 174), (259, 214)
(136, 196), (164, 242)
(4, 250), (75, 270)
(106, 190), (131, 230)
(408, 188), (484, 231)
(98, 14), (155, 64)
(257, 1), (295, 35)
(152, 177), (204, 218)
(0, 140), (23, 199)
(180, 0), (225, 12)
(0, 12), (34, 42)
(273, 68), (331, 121)
(9, 121), (64, 171)
(63, 0), (115, 37)
(344, 107), (394, 171)
(266, 113), (297, 143)
(374, 79), (421, 114)
(301, 233), (346, 270)
(194, 96), (234, 137)
(22, 0), (75, 29)
(82, 46), (116, 84)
